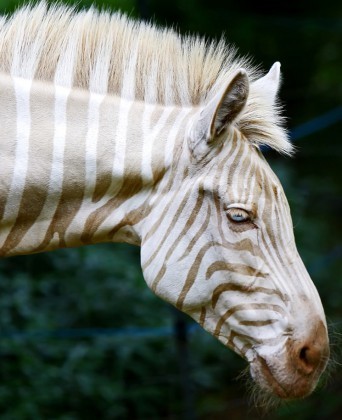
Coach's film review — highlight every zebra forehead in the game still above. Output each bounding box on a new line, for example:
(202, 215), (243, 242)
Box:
(210, 141), (274, 186)
(0, 2), (291, 155)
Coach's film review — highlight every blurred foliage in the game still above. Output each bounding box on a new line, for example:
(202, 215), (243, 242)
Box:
(0, 0), (341, 419)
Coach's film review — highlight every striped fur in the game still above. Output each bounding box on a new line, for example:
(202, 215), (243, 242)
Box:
(0, 2), (328, 400)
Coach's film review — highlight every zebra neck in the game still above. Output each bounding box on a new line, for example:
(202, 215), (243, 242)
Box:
(0, 73), (192, 256)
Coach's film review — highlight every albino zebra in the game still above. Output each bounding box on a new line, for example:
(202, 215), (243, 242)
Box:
(0, 3), (329, 400)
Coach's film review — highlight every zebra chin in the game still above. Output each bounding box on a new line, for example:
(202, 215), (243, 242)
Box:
(248, 319), (329, 399)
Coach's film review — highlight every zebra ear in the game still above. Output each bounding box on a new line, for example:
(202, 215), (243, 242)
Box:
(252, 62), (281, 104)
(189, 69), (249, 160)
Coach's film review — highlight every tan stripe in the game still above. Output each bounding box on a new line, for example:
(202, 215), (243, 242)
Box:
(226, 133), (244, 193)
(142, 183), (192, 271)
(238, 319), (278, 327)
(241, 151), (257, 203)
(258, 171), (293, 281)
(35, 87), (89, 251)
(81, 147), (184, 243)
(150, 107), (179, 182)
(225, 330), (284, 353)
(179, 204), (211, 261)
(150, 186), (206, 291)
(92, 94), (120, 202)
(240, 342), (251, 358)
(177, 236), (266, 309)
(121, 101), (144, 182)
(212, 283), (284, 309)
(142, 166), (188, 245)
(213, 192), (225, 238)
(261, 174), (278, 249)
(214, 303), (286, 337)
(224, 331), (256, 354)
(261, 171), (293, 270)
(221, 237), (263, 259)
(199, 307), (206, 327)
(83, 179), (145, 242)
(176, 241), (217, 309)
(272, 191), (295, 267)
(211, 140), (237, 239)
(231, 141), (251, 198)
(206, 261), (267, 280)
(81, 102), (145, 243)
(1, 79), (54, 253)
(108, 202), (152, 240)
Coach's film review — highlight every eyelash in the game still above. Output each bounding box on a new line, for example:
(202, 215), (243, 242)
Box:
(226, 208), (250, 223)
(226, 207), (258, 232)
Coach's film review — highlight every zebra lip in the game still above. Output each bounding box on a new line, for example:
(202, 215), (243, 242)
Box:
(253, 355), (317, 399)
(255, 355), (289, 399)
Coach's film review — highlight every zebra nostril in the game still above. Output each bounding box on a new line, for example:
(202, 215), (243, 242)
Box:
(291, 321), (329, 375)
(298, 345), (319, 374)
(299, 346), (309, 363)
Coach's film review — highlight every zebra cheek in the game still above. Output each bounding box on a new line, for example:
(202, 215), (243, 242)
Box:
(140, 248), (202, 311)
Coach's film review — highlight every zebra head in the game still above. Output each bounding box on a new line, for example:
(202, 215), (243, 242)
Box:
(141, 63), (329, 399)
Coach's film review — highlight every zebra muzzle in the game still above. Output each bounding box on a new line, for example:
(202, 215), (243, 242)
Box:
(250, 319), (329, 399)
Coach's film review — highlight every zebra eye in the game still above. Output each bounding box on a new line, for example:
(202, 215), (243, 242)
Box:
(227, 208), (250, 223)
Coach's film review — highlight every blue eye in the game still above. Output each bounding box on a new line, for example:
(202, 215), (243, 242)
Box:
(227, 208), (250, 223)
(231, 214), (246, 222)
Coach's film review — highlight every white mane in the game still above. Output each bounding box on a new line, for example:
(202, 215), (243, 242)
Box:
(0, 2), (291, 154)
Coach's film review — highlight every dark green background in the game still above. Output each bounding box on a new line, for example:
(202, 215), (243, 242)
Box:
(0, 1), (341, 419)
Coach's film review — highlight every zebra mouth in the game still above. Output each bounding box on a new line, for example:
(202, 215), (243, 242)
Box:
(253, 355), (289, 399)
(251, 355), (317, 400)
(250, 320), (329, 399)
